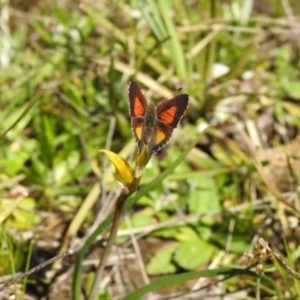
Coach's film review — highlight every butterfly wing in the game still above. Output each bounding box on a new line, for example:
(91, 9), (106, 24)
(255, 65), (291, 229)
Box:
(151, 94), (189, 154)
(128, 81), (148, 118)
(149, 122), (174, 155)
(128, 81), (148, 152)
(156, 94), (189, 127)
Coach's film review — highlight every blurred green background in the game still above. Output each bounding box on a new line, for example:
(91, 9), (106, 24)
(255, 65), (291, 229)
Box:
(1, 0), (300, 299)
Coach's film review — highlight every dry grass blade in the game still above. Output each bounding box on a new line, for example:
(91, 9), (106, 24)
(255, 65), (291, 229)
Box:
(258, 238), (300, 281)
(186, 25), (223, 59)
(94, 58), (172, 97)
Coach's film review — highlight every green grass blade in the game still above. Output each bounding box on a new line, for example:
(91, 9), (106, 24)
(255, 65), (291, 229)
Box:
(158, 0), (187, 79)
(0, 90), (43, 140)
(143, 0), (187, 79)
(144, 0), (167, 41)
(121, 267), (282, 300)
(81, 5), (127, 44)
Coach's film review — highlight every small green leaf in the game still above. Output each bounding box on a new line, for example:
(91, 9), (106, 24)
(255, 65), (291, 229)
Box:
(100, 149), (133, 185)
(283, 81), (300, 100)
(174, 227), (199, 242)
(189, 176), (220, 224)
(151, 227), (178, 239)
(212, 233), (249, 254)
(54, 151), (80, 185)
(31, 21), (53, 44)
(146, 244), (178, 275)
(174, 239), (215, 270)
(54, 7), (69, 26)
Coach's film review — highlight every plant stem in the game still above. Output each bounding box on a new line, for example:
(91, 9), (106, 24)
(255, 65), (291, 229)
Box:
(88, 175), (141, 300)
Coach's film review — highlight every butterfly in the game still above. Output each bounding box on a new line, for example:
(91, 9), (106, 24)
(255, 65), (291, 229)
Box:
(128, 80), (189, 155)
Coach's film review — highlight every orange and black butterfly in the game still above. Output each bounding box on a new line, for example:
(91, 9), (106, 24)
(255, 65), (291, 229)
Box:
(128, 80), (189, 155)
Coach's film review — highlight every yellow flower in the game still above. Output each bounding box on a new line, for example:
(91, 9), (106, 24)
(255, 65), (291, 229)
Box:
(100, 150), (133, 186)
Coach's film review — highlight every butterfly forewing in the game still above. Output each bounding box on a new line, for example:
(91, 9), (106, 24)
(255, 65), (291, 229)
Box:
(156, 95), (189, 128)
(128, 81), (148, 118)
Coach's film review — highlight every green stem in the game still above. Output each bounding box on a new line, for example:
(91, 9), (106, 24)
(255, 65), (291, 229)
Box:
(87, 194), (125, 300)
(88, 175), (141, 300)
(72, 213), (113, 300)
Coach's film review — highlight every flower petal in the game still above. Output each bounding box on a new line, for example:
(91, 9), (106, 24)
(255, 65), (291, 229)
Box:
(100, 149), (133, 184)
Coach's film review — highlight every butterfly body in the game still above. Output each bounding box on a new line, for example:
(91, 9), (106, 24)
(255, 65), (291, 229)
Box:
(129, 81), (189, 155)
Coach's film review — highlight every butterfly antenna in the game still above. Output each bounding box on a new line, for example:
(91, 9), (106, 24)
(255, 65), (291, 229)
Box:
(165, 87), (183, 100)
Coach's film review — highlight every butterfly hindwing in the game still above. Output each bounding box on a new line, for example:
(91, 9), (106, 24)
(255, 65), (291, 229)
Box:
(150, 122), (173, 155)
(131, 117), (145, 152)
